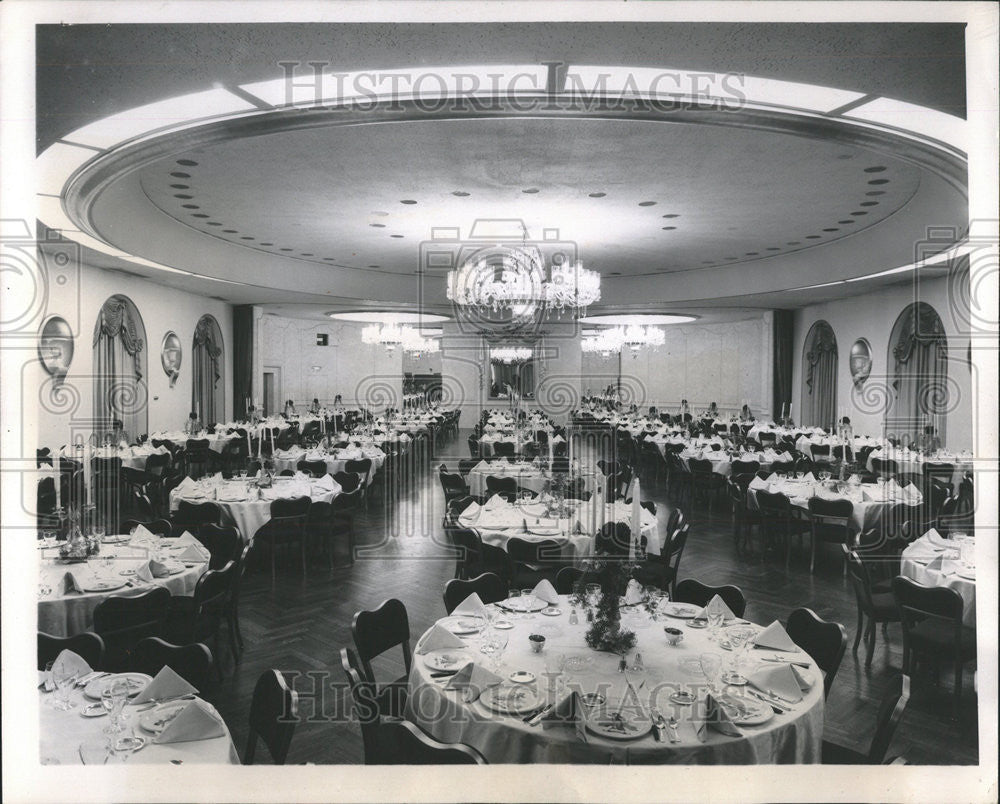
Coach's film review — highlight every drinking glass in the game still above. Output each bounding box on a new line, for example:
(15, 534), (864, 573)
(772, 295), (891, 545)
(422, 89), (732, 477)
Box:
(507, 589), (522, 618)
(101, 687), (119, 736)
(92, 523), (106, 543)
(699, 652), (723, 695)
(520, 588), (537, 620)
(707, 609), (725, 642)
(112, 721), (145, 761)
(79, 742), (110, 765)
(585, 583), (602, 610)
(51, 657), (78, 710)
(721, 626), (755, 685)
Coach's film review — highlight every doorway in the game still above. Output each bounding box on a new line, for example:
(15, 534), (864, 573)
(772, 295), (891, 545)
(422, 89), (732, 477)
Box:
(263, 366), (281, 417)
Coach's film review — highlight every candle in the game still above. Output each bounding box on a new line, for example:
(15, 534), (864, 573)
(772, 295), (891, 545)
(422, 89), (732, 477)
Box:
(270, 426), (276, 454)
(82, 441), (93, 505)
(53, 449), (61, 509)
(246, 428), (251, 455)
(257, 428), (263, 458)
(548, 438), (554, 467)
(630, 477), (642, 562)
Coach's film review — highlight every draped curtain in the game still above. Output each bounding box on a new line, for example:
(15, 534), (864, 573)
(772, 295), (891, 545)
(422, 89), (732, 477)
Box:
(772, 310), (794, 420)
(888, 303), (948, 445)
(489, 360), (534, 397)
(192, 316), (223, 426)
(92, 295), (147, 440)
(232, 305), (254, 418)
(802, 321), (838, 429)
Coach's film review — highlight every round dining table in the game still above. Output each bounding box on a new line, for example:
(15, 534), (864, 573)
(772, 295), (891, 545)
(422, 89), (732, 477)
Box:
(271, 446), (386, 484)
(37, 534), (209, 637)
(900, 533), (977, 626)
(405, 596), (824, 764)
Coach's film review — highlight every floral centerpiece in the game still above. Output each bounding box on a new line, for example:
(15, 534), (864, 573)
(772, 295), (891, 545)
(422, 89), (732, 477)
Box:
(570, 555), (637, 655)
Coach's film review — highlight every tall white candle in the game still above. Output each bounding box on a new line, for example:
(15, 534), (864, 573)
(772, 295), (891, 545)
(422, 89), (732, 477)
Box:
(630, 477), (642, 562)
(53, 450), (61, 509)
(270, 427), (276, 454)
(257, 429), (262, 458)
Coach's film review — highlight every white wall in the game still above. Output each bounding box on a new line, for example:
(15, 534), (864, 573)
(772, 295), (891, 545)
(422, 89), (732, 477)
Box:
(581, 316), (772, 416)
(791, 273), (974, 450)
(257, 315), (403, 411)
(30, 258), (233, 453)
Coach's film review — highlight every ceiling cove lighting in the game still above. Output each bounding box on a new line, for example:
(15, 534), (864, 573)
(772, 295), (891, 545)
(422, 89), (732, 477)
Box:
(582, 325), (665, 358)
(490, 347), (533, 364)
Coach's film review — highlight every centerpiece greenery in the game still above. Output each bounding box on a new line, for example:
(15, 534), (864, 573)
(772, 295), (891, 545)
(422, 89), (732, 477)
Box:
(570, 555), (637, 655)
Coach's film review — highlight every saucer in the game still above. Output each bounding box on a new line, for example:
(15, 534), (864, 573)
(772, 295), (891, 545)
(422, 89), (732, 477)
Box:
(509, 671), (536, 684)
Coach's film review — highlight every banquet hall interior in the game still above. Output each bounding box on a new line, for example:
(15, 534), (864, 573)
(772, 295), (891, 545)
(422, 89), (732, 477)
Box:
(9, 16), (997, 780)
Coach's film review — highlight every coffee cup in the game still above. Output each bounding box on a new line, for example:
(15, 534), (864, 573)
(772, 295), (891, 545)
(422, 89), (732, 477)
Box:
(664, 627), (684, 646)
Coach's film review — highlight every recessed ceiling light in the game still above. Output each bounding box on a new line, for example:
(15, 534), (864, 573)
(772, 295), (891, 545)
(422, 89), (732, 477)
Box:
(174, 194), (193, 199)
(851, 211), (869, 216)
(301, 251), (313, 255)
(661, 226), (676, 231)
(822, 227), (839, 232)
(223, 229), (237, 233)
(390, 234), (404, 238)
(280, 248), (293, 252)
(638, 201), (657, 207)
(242, 236), (255, 240)
(588, 192), (606, 198)
(860, 201), (879, 207)
(863, 166), (887, 173)
(607, 271), (622, 276)
(452, 191), (470, 197)
(370, 211), (389, 217)
(370, 223), (386, 228)
(170, 184), (189, 190)
(521, 188), (539, 194)
(766, 247), (780, 251)
(176, 159), (198, 166)
(400, 199), (418, 205)
(260, 242), (273, 246)
(661, 214), (679, 219)
(805, 234), (821, 239)
(206, 222), (222, 226)
(868, 179), (890, 185)
(181, 204), (199, 209)
(701, 260), (713, 265)
(170, 171), (191, 179)
(368, 264), (380, 268)
(191, 213), (209, 218)
(838, 220), (855, 224)
(836, 154), (855, 160)
(865, 190), (886, 196)
(323, 257), (336, 261)
(725, 256), (738, 260)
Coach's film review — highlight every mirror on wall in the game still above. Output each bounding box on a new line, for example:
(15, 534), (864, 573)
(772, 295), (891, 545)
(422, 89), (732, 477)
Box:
(488, 346), (535, 400)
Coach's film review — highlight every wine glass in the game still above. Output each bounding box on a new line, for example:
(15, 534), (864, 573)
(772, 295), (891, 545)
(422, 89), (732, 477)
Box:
(707, 609), (725, 642)
(721, 626), (755, 685)
(51, 656), (78, 710)
(585, 583), (602, 611)
(520, 588), (537, 620)
(818, 469), (831, 483)
(101, 686), (120, 736)
(699, 652), (723, 696)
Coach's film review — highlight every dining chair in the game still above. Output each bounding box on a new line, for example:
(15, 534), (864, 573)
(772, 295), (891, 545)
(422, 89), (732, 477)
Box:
(809, 444), (832, 463)
(228, 542), (253, 653)
(632, 524), (689, 595)
(467, 435), (481, 457)
(165, 560), (238, 673)
(595, 521), (633, 557)
(243, 670), (299, 765)
(507, 537), (565, 588)
(754, 489), (808, 571)
(351, 598), (412, 718)
(785, 607), (847, 700)
(822, 674), (911, 764)
(673, 578), (747, 618)
(131, 637), (215, 694)
(93, 586), (172, 671)
(484, 475), (518, 502)
(37, 631), (105, 672)
(171, 500), (222, 536)
(379, 720), (487, 765)
(341, 647), (390, 764)
(443, 572), (508, 613)
(296, 459), (328, 478)
(332, 470), (363, 494)
(892, 576), (976, 703)
(806, 497), (855, 574)
(446, 524), (485, 580)
(253, 496), (312, 587)
(183, 439), (211, 479)
(870, 457), (899, 479)
(492, 441), (516, 458)
(197, 523), (242, 570)
(731, 460), (761, 478)
(438, 466), (470, 505)
(555, 566), (588, 595)
(843, 547), (900, 667)
(688, 458), (726, 511)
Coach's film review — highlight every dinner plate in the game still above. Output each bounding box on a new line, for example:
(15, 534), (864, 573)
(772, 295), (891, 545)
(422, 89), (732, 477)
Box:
(139, 700), (190, 734)
(721, 694), (773, 726)
(492, 620), (514, 630)
(528, 526), (562, 537)
(421, 649), (476, 672)
(956, 569), (976, 580)
(81, 580), (126, 593)
(84, 673), (151, 701)
(521, 504), (548, 518)
(686, 618), (708, 629)
(508, 671), (536, 684)
(540, 607), (562, 617)
(480, 684), (543, 715)
(437, 615), (486, 636)
(585, 707), (652, 740)
(80, 702), (108, 718)
(163, 562), (186, 576)
(101, 535), (130, 545)
(663, 604), (699, 619)
(501, 596), (548, 613)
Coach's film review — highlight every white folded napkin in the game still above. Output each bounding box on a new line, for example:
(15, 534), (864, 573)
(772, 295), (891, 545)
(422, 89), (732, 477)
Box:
(53, 649), (92, 681)
(154, 699), (224, 744)
(133, 665), (199, 704)
(174, 477), (198, 495)
(623, 578), (644, 606)
(541, 690), (589, 742)
(924, 528), (948, 549)
(135, 558), (171, 581)
(550, 434), (565, 444)
(693, 693), (742, 740)
(531, 579), (559, 605)
(312, 474), (335, 491)
(697, 594), (736, 622)
(904, 483), (921, 501)
(748, 475), (769, 491)
(754, 620), (798, 652)
(801, 472), (816, 482)
(177, 544), (209, 562)
(886, 478), (903, 496)
(62, 571), (84, 594)
(130, 523), (157, 544)
(416, 623), (467, 654)
(445, 662), (504, 702)
(453, 592), (490, 620)
(765, 472), (779, 483)
(457, 501), (482, 523)
(472, 460), (492, 474)
(484, 494), (506, 511)
(748, 663), (811, 703)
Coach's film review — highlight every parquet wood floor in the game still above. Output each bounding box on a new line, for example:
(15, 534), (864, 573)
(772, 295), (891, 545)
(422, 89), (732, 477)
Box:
(208, 430), (980, 765)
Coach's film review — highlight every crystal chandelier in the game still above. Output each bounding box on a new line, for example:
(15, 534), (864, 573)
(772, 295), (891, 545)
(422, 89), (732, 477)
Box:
(400, 328), (440, 356)
(582, 325), (664, 358)
(490, 347), (533, 364)
(362, 323), (439, 355)
(446, 245), (600, 316)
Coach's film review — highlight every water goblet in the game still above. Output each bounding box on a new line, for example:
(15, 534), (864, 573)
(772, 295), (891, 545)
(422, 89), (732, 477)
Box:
(721, 626), (754, 685)
(699, 652), (723, 696)
(520, 588), (537, 620)
(706, 609), (724, 642)
(51, 658), (78, 710)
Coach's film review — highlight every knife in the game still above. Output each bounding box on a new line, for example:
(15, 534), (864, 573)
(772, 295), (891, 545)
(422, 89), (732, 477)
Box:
(759, 657), (811, 669)
(747, 689), (789, 713)
(525, 704), (554, 726)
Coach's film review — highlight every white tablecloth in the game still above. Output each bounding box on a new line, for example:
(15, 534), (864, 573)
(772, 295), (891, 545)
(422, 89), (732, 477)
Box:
(901, 535), (976, 626)
(271, 446), (386, 485)
(59, 444), (171, 472)
(170, 478), (340, 542)
(406, 596), (823, 764)
(148, 431), (237, 454)
(466, 463), (591, 499)
(39, 680), (239, 765)
(865, 449), (968, 492)
(38, 533), (209, 637)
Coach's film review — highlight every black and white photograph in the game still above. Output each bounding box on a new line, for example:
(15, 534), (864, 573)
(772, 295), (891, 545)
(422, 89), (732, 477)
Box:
(1, 2), (996, 801)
